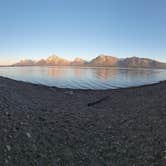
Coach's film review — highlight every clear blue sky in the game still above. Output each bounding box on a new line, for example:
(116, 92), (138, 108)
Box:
(0, 0), (166, 64)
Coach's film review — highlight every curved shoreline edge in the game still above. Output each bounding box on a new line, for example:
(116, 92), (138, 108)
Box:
(0, 76), (166, 165)
(0, 75), (166, 91)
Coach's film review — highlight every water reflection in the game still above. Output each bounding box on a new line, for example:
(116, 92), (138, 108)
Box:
(95, 68), (118, 80)
(74, 68), (85, 79)
(47, 67), (66, 78)
(0, 66), (166, 89)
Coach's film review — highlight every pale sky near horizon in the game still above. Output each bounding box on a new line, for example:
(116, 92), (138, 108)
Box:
(0, 0), (166, 65)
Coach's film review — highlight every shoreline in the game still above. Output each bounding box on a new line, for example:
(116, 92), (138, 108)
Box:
(0, 76), (166, 165)
(0, 75), (166, 91)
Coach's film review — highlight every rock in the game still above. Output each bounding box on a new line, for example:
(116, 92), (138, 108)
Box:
(7, 135), (12, 139)
(4, 112), (10, 117)
(6, 145), (11, 151)
(5, 159), (9, 163)
(26, 132), (31, 138)
(107, 125), (112, 130)
(27, 114), (30, 119)
(64, 91), (74, 95)
(20, 122), (24, 125)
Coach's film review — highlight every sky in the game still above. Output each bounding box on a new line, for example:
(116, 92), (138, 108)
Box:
(0, 0), (166, 65)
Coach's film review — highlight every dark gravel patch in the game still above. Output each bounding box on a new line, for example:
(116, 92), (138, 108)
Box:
(0, 76), (166, 166)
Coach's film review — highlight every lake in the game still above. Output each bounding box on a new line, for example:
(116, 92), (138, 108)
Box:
(0, 66), (166, 89)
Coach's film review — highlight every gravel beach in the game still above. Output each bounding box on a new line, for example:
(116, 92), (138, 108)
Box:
(0, 76), (166, 166)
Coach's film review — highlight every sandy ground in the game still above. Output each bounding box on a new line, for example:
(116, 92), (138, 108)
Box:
(0, 76), (166, 166)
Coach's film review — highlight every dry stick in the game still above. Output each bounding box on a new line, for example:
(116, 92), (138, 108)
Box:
(87, 96), (109, 107)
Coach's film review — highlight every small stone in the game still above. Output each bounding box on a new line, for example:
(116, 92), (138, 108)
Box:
(6, 145), (11, 151)
(108, 125), (112, 129)
(8, 135), (12, 139)
(64, 91), (74, 95)
(27, 114), (30, 119)
(5, 112), (10, 116)
(20, 122), (24, 125)
(5, 159), (8, 163)
(26, 132), (31, 138)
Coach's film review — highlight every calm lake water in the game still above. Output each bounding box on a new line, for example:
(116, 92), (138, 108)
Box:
(0, 66), (166, 89)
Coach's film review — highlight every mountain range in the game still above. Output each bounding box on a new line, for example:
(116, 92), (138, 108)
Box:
(12, 55), (166, 69)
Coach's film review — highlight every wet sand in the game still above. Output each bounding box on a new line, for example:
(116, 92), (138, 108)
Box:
(0, 76), (166, 166)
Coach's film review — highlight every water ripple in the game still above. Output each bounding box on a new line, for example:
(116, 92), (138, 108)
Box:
(0, 66), (166, 89)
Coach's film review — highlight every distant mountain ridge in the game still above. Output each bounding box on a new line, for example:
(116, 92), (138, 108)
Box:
(12, 54), (166, 69)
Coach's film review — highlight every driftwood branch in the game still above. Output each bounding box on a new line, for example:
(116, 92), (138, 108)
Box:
(87, 96), (109, 107)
